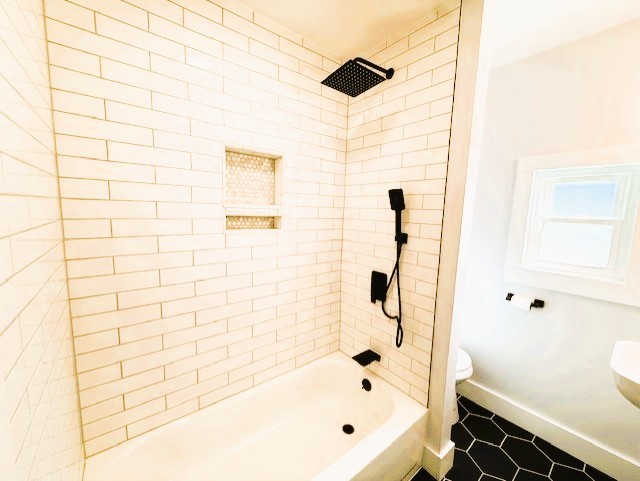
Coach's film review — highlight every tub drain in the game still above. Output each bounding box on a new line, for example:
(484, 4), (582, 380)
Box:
(342, 424), (354, 435)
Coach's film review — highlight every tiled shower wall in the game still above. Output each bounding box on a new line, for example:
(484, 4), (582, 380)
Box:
(340, 1), (461, 405)
(0, 0), (84, 480)
(44, 0), (347, 456)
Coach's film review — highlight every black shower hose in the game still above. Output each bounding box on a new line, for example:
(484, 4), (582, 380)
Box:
(381, 241), (403, 348)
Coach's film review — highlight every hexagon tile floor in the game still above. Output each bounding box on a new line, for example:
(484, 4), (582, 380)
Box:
(411, 396), (617, 481)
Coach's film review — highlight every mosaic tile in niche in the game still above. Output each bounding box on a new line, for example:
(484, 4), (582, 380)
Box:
(226, 216), (276, 230)
(226, 151), (276, 205)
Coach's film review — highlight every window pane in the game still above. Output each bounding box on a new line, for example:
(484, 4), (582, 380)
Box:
(549, 181), (618, 218)
(537, 222), (614, 268)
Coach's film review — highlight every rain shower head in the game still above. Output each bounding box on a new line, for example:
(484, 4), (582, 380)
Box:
(321, 57), (394, 97)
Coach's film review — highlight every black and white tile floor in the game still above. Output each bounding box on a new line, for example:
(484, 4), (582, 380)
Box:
(412, 396), (616, 481)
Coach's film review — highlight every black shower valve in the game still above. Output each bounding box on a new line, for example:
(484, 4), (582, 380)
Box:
(370, 271), (387, 304)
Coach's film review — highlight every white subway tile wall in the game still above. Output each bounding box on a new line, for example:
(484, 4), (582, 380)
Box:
(340, 1), (461, 405)
(29, 0), (463, 459)
(0, 0), (84, 480)
(44, 0), (347, 455)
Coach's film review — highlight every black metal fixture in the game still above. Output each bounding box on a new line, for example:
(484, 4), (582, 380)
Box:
(371, 189), (407, 348)
(361, 379), (372, 392)
(370, 271), (388, 303)
(506, 293), (545, 309)
(352, 349), (381, 367)
(321, 57), (394, 97)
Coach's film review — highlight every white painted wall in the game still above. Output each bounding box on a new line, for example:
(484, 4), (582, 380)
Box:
(456, 17), (640, 478)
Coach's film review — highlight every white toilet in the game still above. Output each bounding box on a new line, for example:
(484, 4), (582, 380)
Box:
(452, 348), (473, 424)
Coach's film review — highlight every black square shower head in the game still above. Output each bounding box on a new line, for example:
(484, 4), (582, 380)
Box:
(321, 58), (394, 98)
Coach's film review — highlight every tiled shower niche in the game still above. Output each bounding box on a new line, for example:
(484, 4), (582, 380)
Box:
(226, 215), (277, 230)
(224, 149), (282, 230)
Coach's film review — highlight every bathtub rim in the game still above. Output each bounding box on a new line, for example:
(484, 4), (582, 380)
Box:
(84, 351), (428, 481)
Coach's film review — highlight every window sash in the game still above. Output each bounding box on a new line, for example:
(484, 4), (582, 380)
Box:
(541, 173), (630, 221)
(528, 218), (623, 275)
(504, 146), (640, 308)
(522, 167), (640, 281)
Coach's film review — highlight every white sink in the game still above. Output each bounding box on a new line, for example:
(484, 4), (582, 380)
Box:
(610, 340), (640, 408)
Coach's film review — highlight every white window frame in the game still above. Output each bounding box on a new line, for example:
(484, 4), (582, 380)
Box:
(505, 145), (640, 307)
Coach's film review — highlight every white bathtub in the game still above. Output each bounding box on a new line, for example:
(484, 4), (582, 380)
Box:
(84, 352), (427, 481)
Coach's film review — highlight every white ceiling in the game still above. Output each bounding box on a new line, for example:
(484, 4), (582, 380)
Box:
(488, 0), (640, 67)
(239, 0), (640, 69)
(239, 0), (444, 60)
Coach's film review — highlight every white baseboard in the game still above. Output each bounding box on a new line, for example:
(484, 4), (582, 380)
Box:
(422, 440), (455, 481)
(401, 464), (422, 481)
(458, 380), (640, 481)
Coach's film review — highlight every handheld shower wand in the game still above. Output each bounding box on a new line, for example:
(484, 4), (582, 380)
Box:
(388, 189), (407, 245)
(371, 189), (407, 348)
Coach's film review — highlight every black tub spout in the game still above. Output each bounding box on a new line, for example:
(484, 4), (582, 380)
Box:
(352, 349), (381, 367)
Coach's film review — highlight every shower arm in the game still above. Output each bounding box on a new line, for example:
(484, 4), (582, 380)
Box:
(353, 57), (395, 79)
